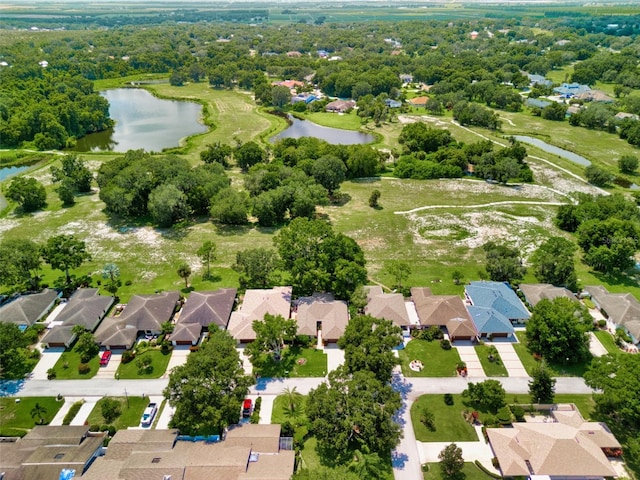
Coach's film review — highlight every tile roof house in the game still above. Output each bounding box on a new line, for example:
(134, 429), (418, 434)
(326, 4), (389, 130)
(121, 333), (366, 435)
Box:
(168, 322), (202, 346)
(41, 288), (115, 348)
(364, 286), (411, 329)
(407, 96), (429, 107)
(295, 293), (349, 343)
(465, 281), (530, 338)
(519, 283), (577, 308)
(487, 404), (620, 478)
(575, 89), (614, 103)
(411, 287), (478, 342)
(227, 287), (292, 343)
(0, 289), (60, 328)
(526, 73), (552, 87)
(584, 285), (640, 345)
(81, 425), (295, 480)
(176, 289), (237, 330)
(325, 99), (355, 113)
(0, 425), (106, 480)
(94, 291), (180, 350)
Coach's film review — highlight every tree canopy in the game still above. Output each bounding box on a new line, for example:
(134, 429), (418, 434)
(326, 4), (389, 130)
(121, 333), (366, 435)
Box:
(483, 241), (526, 283)
(41, 234), (91, 285)
(164, 329), (253, 435)
(530, 236), (578, 291)
(246, 313), (298, 362)
(462, 379), (506, 413)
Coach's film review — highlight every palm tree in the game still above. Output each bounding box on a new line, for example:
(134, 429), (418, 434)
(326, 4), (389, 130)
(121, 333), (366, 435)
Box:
(177, 263), (192, 288)
(30, 403), (47, 425)
(348, 446), (386, 478)
(281, 386), (302, 417)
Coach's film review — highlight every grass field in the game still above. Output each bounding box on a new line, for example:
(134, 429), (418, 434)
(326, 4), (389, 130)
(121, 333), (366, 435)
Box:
(86, 396), (148, 430)
(51, 348), (100, 380)
(0, 397), (63, 436)
(552, 394), (595, 419)
(116, 349), (172, 379)
(411, 394), (478, 442)
(474, 345), (508, 377)
(423, 462), (495, 480)
(399, 340), (462, 377)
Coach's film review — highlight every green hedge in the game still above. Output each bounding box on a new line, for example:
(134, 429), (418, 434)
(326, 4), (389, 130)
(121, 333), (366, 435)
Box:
(474, 460), (502, 479)
(62, 401), (84, 425)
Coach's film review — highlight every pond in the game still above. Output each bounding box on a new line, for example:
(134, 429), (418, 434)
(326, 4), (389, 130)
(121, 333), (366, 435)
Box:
(271, 115), (375, 145)
(514, 135), (591, 167)
(0, 165), (29, 182)
(72, 88), (207, 153)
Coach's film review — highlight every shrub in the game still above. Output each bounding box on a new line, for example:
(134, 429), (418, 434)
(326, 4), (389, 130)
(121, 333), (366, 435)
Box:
(78, 363), (91, 374)
(47, 368), (56, 380)
(421, 464), (429, 472)
(496, 406), (513, 425)
(121, 350), (135, 364)
(482, 413), (498, 427)
(475, 460), (502, 479)
(444, 393), (454, 405)
(89, 425), (100, 432)
(596, 319), (606, 329)
(160, 342), (171, 354)
(295, 335), (314, 348)
(491, 457), (500, 469)
(420, 406), (436, 431)
(63, 401), (84, 425)
(281, 421), (295, 437)
(511, 405), (525, 422)
(440, 339), (451, 350)
(124, 280), (132, 286)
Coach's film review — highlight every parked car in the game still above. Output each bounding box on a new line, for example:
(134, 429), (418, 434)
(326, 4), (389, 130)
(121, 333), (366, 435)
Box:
(99, 350), (112, 366)
(141, 402), (158, 427)
(242, 399), (252, 418)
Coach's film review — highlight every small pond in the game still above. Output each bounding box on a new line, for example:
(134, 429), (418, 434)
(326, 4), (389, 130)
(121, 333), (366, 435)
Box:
(514, 135), (591, 167)
(271, 115), (375, 145)
(0, 165), (29, 182)
(72, 88), (207, 153)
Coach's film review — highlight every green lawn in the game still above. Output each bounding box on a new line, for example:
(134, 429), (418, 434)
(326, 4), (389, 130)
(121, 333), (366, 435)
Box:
(116, 349), (172, 379)
(0, 397), (63, 437)
(513, 332), (592, 377)
(411, 394), (478, 442)
(51, 348), (100, 379)
(593, 330), (620, 355)
(399, 340), (462, 377)
(86, 396), (148, 430)
(423, 462), (496, 480)
(253, 347), (327, 378)
(552, 394), (595, 420)
(474, 345), (508, 377)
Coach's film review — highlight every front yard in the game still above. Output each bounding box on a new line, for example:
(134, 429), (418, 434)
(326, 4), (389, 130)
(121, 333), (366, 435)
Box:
(593, 330), (620, 355)
(50, 348), (99, 379)
(411, 394), (478, 442)
(86, 396), (148, 430)
(423, 462), (495, 480)
(399, 339), (462, 377)
(116, 349), (172, 379)
(0, 396), (63, 437)
(474, 345), (508, 377)
(252, 346), (327, 378)
(513, 332), (592, 377)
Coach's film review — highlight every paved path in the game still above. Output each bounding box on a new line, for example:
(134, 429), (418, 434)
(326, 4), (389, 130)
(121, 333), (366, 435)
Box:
(392, 377), (422, 480)
(588, 332), (609, 357)
(155, 402), (174, 430)
(162, 347), (190, 378)
(492, 343), (528, 377)
(70, 398), (98, 426)
(324, 343), (344, 374)
(456, 345), (484, 377)
(49, 396), (84, 426)
(30, 348), (64, 380)
(258, 394), (275, 425)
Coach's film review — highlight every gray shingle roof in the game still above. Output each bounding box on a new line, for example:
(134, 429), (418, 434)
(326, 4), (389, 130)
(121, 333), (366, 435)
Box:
(178, 289), (237, 329)
(0, 289), (59, 327)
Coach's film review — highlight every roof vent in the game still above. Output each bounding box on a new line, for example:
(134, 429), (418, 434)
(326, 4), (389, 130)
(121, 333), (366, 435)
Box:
(152, 457), (161, 464)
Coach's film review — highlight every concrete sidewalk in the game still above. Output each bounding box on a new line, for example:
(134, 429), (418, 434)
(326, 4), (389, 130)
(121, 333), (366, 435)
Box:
(456, 345), (484, 377)
(324, 343), (344, 374)
(492, 343), (528, 377)
(588, 332), (608, 357)
(155, 402), (174, 430)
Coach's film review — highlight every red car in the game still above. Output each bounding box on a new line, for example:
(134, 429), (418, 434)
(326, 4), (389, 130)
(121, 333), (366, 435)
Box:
(242, 399), (252, 418)
(99, 350), (112, 366)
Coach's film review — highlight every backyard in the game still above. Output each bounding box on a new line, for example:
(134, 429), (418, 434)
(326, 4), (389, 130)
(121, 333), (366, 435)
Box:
(411, 394), (478, 442)
(85, 396), (148, 430)
(0, 396), (63, 437)
(399, 340), (462, 377)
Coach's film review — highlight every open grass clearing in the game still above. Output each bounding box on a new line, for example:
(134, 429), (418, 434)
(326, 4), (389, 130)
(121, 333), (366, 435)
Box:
(593, 330), (621, 355)
(513, 331), (592, 377)
(252, 346), (327, 378)
(51, 348), (99, 380)
(474, 345), (508, 377)
(411, 394), (478, 442)
(399, 339), (462, 377)
(86, 396), (148, 430)
(423, 462), (495, 480)
(0, 396), (63, 437)
(116, 349), (172, 379)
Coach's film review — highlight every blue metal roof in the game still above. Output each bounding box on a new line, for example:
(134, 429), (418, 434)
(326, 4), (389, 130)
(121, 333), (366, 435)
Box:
(466, 281), (530, 320)
(467, 306), (514, 335)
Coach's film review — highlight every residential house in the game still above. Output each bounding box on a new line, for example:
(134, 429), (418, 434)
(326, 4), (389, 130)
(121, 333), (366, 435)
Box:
(615, 112), (639, 121)
(575, 89), (614, 103)
(519, 283), (577, 309)
(487, 404), (621, 478)
(167, 322), (202, 346)
(411, 287), (478, 342)
(407, 96), (429, 108)
(41, 288), (115, 348)
(295, 293), (349, 344)
(325, 100), (355, 113)
(385, 98), (402, 108)
(584, 285), (640, 346)
(291, 93), (316, 104)
(465, 281), (530, 338)
(227, 287), (292, 343)
(553, 82), (591, 98)
(364, 286), (412, 333)
(526, 73), (552, 87)
(0, 289), (60, 329)
(399, 73), (413, 84)
(81, 425), (295, 480)
(94, 291), (180, 350)
(272, 79), (305, 91)
(0, 425), (106, 480)
(525, 98), (552, 110)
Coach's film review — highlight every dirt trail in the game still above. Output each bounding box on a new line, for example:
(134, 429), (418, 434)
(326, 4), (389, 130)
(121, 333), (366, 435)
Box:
(395, 200), (567, 216)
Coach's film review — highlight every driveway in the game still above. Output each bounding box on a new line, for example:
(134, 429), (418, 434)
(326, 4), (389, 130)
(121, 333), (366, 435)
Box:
(134, 395), (163, 429)
(49, 396), (84, 426)
(324, 343), (344, 374)
(95, 351), (122, 379)
(30, 348), (64, 380)
(236, 346), (253, 376)
(392, 375), (423, 480)
(70, 397), (98, 426)
(155, 402), (175, 430)
(162, 346), (191, 378)
(455, 345), (485, 377)
(588, 332), (608, 357)
(492, 343), (528, 377)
